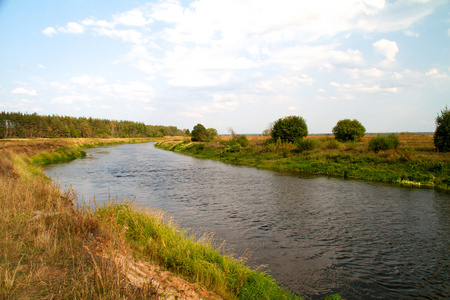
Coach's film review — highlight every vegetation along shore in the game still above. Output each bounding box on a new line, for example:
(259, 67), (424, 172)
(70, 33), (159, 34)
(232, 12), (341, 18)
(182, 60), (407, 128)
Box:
(1, 138), (344, 299)
(156, 133), (449, 191)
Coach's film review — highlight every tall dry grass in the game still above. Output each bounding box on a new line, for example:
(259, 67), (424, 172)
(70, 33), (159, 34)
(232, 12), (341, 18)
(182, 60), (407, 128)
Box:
(0, 155), (158, 299)
(1, 138), (301, 299)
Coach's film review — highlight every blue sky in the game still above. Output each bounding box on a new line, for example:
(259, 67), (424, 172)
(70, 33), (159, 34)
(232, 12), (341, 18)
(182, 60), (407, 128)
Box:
(0, 0), (449, 134)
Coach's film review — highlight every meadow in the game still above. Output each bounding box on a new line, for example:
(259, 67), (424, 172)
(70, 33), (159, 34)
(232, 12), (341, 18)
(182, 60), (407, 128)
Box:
(156, 133), (450, 191)
(0, 138), (326, 299)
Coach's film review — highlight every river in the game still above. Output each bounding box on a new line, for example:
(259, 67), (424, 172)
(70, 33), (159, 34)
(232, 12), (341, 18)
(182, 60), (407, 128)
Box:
(44, 142), (450, 299)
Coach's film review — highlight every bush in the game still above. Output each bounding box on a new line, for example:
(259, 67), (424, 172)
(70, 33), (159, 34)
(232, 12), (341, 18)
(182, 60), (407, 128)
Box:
(434, 106), (450, 152)
(368, 134), (400, 152)
(295, 138), (320, 152)
(191, 124), (208, 142)
(235, 135), (249, 147)
(332, 119), (366, 142)
(271, 115), (308, 143)
(191, 124), (218, 142)
(324, 138), (341, 150)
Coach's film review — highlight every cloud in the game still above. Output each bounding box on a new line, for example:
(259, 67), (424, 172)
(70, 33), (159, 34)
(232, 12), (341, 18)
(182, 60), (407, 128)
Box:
(179, 111), (204, 118)
(144, 106), (157, 111)
(346, 68), (384, 79)
(42, 26), (57, 36)
(58, 22), (84, 34)
(330, 82), (399, 93)
(426, 68), (448, 79)
(93, 28), (144, 44)
(71, 75), (107, 86)
(269, 44), (364, 71)
(373, 39), (398, 61)
(11, 87), (37, 96)
(113, 9), (152, 26)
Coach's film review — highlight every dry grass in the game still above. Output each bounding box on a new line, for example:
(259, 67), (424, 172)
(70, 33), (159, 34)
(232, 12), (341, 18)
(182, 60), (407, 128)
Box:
(0, 138), (225, 299)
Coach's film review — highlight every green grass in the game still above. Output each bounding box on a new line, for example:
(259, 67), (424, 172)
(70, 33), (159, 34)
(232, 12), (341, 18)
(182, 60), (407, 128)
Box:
(96, 201), (299, 299)
(156, 135), (450, 190)
(1, 138), (307, 299)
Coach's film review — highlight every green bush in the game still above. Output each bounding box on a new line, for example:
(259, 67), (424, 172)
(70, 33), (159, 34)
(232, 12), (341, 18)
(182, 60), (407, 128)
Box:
(236, 135), (249, 147)
(191, 124), (208, 142)
(434, 106), (450, 152)
(332, 119), (366, 142)
(295, 138), (321, 152)
(271, 115), (308, 143)
(324, 138), (341, 150)
(191, 124), (218, 142)
(368, 134), (400, 152)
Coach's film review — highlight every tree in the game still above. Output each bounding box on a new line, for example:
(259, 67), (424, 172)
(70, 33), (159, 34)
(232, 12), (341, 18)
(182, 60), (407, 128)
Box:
(271, 115), (308, 143)
(206, 128), (218, 139)
(434, 106), (450, 152)
(191, 124), (208, 142)
(332, 119), (365, 142)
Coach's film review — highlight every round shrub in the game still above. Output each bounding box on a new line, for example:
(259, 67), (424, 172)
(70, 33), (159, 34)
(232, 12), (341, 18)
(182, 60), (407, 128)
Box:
(332, 119), (366, 142)
(368, 134), (400, 152)
(434, 106), (450, 152)
(271, 115), (308, 143)
(191, 124), (208, 142)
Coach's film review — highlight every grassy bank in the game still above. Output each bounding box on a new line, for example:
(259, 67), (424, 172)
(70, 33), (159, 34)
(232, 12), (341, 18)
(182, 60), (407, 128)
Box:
(0, 138), (311, 299)
(156, 134), (450, 191)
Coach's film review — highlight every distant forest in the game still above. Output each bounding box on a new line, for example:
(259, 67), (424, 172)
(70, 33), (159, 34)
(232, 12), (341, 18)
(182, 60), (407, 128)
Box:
(0, 112), (186, 139)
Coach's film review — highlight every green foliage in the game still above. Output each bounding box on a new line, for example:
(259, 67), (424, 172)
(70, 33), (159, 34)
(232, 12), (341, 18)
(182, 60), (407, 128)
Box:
(236, 135), (249, 147)
(322, 294), (342, 300)
(0, 111), (185, 138)
(324, 138), (341, 150)
(368, 134), (400, 152)
(97, 202), (299, 300)
(295, 138), (321, 152)
(207, 127), (219, 139)
(191, 124), (208, 141)
(332, 119), (366, 142)
(434, 106), (450, 152)
(271, 115), (308, 143)
(190, 124), (219, 142)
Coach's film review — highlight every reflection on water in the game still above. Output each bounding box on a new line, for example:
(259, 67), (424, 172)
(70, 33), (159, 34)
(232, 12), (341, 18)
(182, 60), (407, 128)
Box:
(44, 142), (450, 299)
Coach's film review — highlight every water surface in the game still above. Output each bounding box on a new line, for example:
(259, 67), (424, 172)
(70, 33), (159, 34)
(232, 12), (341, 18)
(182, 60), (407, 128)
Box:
(44, 142), (450, 299)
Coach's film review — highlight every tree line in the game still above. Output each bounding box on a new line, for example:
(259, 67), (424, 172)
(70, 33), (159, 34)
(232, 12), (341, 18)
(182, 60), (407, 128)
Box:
(0, 112), (185, 139)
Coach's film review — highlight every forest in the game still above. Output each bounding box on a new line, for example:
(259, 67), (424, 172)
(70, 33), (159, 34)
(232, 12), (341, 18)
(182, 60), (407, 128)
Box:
(0, 112), (185, 139)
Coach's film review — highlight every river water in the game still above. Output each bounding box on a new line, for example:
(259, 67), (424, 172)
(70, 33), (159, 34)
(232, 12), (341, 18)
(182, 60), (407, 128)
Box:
(44, 142), (450, 299)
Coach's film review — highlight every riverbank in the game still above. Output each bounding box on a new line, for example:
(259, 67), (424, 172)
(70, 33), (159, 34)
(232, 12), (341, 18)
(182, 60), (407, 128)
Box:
(156, 134), (449, 191)
(0, 138), (316, 299)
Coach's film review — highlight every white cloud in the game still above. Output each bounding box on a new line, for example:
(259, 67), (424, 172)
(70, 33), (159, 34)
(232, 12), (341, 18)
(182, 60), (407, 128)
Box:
(346, 68), (384, 79)
(269, 44), (364, 71)
(81, 18), (114, 28)
(11, 87), (37, 96)
(51, 95), (77, 104)
(94, 28), (143, 44)
(71, 75), (107, 86)
(144, 106), (157, 111)
(58, 22), (84, 34)
(114, 9), (151, 26)
(373, 39), (398, 61)
(426, 68), (448, 79)
(330, 82), (399, 93)
(42, 26), (57, 36)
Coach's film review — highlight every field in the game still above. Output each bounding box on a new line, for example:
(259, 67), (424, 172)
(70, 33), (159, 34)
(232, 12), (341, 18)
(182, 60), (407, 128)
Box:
(156, 133), (450, 191)
(0, 138), (314, 300)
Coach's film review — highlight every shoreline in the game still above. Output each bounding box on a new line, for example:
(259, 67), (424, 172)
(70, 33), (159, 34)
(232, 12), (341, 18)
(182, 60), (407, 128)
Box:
(155, 134), (449, 191)
(1, 138), (325, 299)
